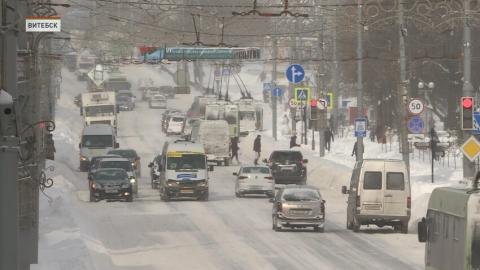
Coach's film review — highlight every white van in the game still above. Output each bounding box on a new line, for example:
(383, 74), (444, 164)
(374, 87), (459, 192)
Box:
(342, 159), (411, 233)
(191, 120), (230, 166)
(79, 124), (119, 171)
(155, 140), (212, 201)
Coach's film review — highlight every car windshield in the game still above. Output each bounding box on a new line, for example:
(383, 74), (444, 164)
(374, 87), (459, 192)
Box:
(240, 111), (255, 120)
(171, 117), (184, 122)
(85, 105), (115, 117)
(94, 170), (128, 183)
(105, 81), (131, 91)
(167, 154), (206, 170)
(81, 135), (113, 148)
(99, 161), (133, 171)
(241, 167), (269, 174)
(271, 152), (302, 162)
(282, 189), (320, 201)
(108, 150), (137, 159)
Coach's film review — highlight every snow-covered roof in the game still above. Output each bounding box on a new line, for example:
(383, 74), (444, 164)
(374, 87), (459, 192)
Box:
(167, 141), (205, 154)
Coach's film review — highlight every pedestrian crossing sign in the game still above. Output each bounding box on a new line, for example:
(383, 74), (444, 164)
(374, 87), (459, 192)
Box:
(294, 87), (310, 102)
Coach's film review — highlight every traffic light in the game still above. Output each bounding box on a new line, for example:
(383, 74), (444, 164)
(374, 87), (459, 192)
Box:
(462, 97), (474, 130)
(309, 99), (318, 120)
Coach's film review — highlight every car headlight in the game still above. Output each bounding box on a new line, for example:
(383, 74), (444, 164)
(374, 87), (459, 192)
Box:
(130, 178), (136, 184)
(131, 162), (136, 167)
(167, 180), (178, 187)
(197, 180), (208, 187)
(80, 156), (88, 161)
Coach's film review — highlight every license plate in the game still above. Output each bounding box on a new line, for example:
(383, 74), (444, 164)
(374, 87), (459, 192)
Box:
(180, 189), (194, 194)
(105, 189), (118, 194)
(281, 167), (294, 171)
(291, 210), (309, 214)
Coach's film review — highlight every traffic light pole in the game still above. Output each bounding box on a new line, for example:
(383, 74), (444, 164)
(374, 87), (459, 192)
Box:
(462, 0), (475, 181)
(272, 37), (278, 141)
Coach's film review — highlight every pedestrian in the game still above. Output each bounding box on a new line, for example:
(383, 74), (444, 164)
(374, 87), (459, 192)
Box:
(369, 127), (375, 142)
(324, 128), (334, 151)
(290, 134), (300, 148)
(230, 137), (240, 163)
(253, 135), (261, 165)
(351, 141), (358, 160)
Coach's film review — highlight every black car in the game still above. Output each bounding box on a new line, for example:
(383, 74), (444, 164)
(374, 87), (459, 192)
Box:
(88, 154), (122, 179)
(264, 150), (308, 185)
(107, 149), (141, 177)
(89, 168), (133, 202)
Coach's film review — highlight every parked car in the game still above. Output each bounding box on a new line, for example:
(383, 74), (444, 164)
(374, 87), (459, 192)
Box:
(264, 150), (308, 185)
(107, 149), (141, 177)
(148, 154), (162, 189)
(233, 165), (274, 198)
(271, 185), (326, 232)
(89, 168), (134, 202)
(166, 113), (185, 136)
(159, 86), (175, 99)
(342, 159), (411, 233)
(149, 94), (167, 109)
(95, 157), (138, 194)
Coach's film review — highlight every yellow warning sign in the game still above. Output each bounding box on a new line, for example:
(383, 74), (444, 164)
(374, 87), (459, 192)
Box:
(461, 136), (480, 162)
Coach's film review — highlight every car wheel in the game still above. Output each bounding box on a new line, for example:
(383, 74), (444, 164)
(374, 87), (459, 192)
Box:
(267, 192), (274, 198)
(200, 193), (209, 201)
(126, 195), (133, 202)
(346, 219), (353, 230)
(400, 222), (408, 234)
(235, 192), (240, 198)
(314, 225), (324, 233)
(273, 216), (281, 232)
(224, 158), (230, 166)
(161, 194), (170, 202)
(353, 218), (361, 233)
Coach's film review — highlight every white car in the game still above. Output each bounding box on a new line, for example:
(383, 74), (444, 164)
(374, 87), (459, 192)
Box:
(166, 114), (185, 136)
(149, 94), (167, 109)
(234, 165), (275, 198)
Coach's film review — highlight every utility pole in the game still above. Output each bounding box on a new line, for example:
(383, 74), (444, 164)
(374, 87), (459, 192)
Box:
(356, 0), (364, 161)
(318, 0), (326, 157)
(397, 0), (410, 174)
(463, 0), (475, 180)
(0, 1), (19, 270)
(272, 36), (278, 141)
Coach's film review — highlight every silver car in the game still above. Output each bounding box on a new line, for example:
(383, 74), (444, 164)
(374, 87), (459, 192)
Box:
(271, 186), (326, 232)
(234, 165), (274, 198)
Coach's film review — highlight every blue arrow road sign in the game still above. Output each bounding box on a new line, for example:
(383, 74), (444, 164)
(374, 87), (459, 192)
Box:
(286, 64), (305, 84)
(355, 118), (367, 137)
(407, 116), (425, 134)
(272, 87), (283, 97)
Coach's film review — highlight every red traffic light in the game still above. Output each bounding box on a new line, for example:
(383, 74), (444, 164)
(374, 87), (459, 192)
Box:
(310, 99), (317, 108)
(462, 97), (473, 109)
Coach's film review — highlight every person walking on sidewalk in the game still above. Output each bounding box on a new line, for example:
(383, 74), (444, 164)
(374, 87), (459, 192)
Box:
(230, 137), (240, 164)
(351, 141), (358, 160)
(324, 128), (334, 151)
(253, 135), (261, 165)
(290, 134), (300, 148)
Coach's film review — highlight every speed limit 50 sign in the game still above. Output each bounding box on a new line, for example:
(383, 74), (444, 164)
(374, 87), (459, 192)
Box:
(408, 99), (424, 115)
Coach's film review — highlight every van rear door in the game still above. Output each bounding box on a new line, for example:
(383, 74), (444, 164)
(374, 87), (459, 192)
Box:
(382, 161), (408, 216)
(360, 162), (384, 215)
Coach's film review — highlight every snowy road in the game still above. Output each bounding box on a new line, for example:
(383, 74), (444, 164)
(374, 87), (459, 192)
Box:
(33, 66), (424, 270)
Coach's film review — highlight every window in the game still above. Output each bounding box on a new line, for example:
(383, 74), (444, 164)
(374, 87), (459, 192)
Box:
(472, 222), (480, 268)
(363, 172), (382, 190)
(82, 135), (113, 148)
(167, 154), (206, 170)
(241, 167), (270, 174)
(271, 151), (303, 163)
(386, 172), (405, 190)
(282, 189), (321, 202)
(100, 161), (132, 171)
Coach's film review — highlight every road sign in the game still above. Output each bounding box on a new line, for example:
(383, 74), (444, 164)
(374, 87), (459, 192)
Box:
(326, 93), (333, 109)
(461, 136), (480, 162)
(408, 99), (424, 115)
(286, 64), (305, 84)
(272, 87), (283, 97)
(294, 87), (310, 102)
(318, 98), (327, 110)
(289, 98), (302, 108)
(408, 134), (425, 142)
(263, 82), (272, 91)
(472, 112), (480, 135)
(407, 116), (425, 134)
(354, 118), (367, 137)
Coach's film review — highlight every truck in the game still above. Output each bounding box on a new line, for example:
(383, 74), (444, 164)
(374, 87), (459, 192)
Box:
(80, 92), (118, 130)
(191, 120), (231, 166)
(75, 53), (96, 81)
(79, 124), (119, 171)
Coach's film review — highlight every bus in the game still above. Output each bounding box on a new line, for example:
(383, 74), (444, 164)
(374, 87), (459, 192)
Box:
(233, 98), (263, 136)
(418, 185), (480, 270)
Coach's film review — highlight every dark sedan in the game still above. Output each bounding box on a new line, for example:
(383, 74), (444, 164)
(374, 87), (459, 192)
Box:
(89, 168), (133, 202)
